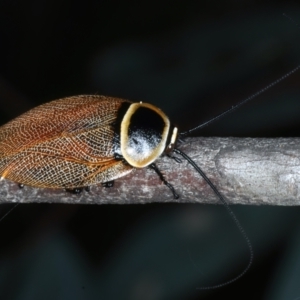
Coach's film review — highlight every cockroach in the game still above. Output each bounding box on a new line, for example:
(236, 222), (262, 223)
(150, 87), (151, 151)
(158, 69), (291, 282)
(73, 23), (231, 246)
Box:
(0, 65), (299, 289)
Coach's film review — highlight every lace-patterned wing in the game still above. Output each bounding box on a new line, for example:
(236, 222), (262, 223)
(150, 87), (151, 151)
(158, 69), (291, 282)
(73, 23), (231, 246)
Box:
(0, 95), (133, 188)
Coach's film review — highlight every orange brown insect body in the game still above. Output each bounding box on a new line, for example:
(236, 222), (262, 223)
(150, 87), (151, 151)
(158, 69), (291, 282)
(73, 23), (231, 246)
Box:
(0, 95), (179, 194)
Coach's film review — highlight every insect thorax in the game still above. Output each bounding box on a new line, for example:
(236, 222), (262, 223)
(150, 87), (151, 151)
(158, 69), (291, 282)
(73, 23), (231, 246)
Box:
(115, 102), (173, 168)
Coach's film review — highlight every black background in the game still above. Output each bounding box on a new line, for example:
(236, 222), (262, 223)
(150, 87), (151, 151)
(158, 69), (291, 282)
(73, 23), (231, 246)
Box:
(0, 1), (300, 300)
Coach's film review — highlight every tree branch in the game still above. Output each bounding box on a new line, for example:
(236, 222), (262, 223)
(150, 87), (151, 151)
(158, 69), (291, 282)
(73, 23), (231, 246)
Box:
(0, 137), (299, 206)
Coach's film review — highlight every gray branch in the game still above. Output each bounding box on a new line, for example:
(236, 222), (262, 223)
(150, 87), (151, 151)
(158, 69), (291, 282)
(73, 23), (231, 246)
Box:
(0, 137), (299, 206)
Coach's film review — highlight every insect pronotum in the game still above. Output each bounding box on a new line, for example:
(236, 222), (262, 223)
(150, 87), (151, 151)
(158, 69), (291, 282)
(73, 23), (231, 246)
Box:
(0, 65), (299, 289)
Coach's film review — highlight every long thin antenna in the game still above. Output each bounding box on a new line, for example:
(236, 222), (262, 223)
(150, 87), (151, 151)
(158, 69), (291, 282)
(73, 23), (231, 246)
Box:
(181, 65), (300, 136)
(173, 148), (253, 290)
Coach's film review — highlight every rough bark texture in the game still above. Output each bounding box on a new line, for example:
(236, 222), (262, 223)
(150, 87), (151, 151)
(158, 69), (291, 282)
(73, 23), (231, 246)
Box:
(0, 137), (299, 206)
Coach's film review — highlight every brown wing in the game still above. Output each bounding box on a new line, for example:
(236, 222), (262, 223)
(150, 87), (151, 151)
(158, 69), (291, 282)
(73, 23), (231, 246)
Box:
(0, 95), (133, 188)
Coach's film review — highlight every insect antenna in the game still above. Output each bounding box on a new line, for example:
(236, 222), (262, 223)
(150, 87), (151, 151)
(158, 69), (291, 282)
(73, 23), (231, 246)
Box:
(180, 64), (300, 136)
(173, 148), (253, 289)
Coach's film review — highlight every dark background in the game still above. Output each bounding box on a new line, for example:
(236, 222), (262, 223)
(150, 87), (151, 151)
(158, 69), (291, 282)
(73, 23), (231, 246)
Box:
(0, 1), (300, 299)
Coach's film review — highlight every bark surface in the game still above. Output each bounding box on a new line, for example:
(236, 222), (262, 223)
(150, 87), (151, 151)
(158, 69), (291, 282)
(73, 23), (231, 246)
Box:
(0, 137), (299, 206)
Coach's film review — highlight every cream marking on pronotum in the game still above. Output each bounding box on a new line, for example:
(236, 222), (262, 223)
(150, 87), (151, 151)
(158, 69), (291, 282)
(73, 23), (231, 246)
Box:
(0, 65), (300, 290)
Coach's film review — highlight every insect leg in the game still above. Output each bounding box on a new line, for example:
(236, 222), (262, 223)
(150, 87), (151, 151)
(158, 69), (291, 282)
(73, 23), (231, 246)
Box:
(102, 181), (114, 188)
(65, 188), (83, 194)
(149, 163), (179, 199)
(65, 185), (91, 193)
(167, 154), (182, 164)
(0, 203), (19, 223)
